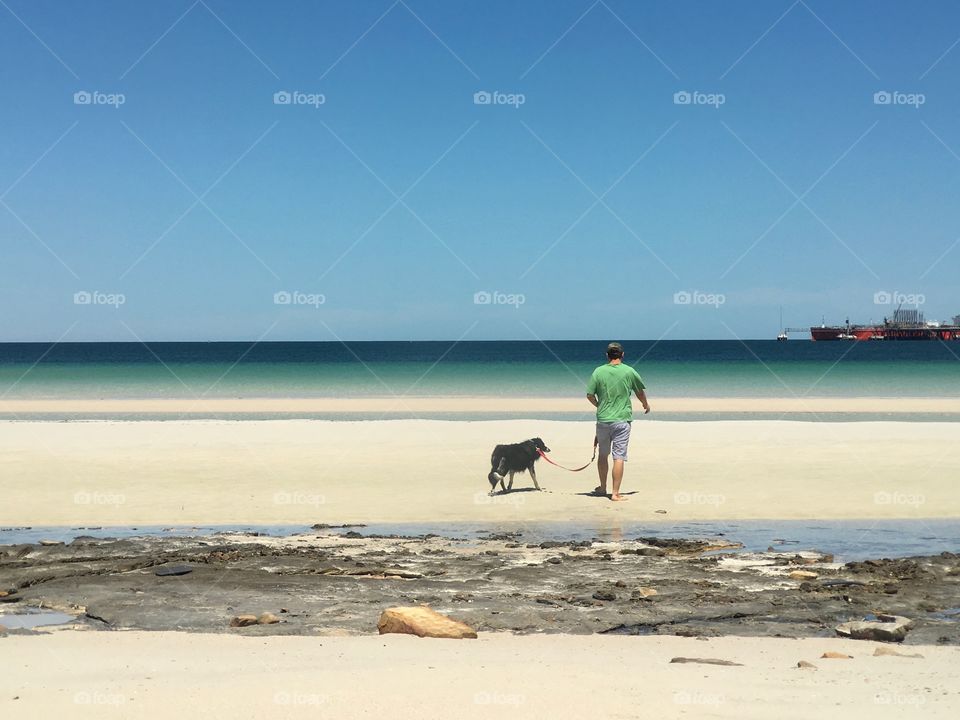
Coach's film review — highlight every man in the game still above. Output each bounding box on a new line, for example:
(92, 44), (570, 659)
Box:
(586, 342), (650, 501)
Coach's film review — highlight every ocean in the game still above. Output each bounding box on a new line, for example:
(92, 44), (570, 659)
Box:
(1, 340), (957, 402)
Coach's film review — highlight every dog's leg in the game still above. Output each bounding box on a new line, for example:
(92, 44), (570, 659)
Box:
(507, 472), (514, 491)
(530, 465), (542, 491)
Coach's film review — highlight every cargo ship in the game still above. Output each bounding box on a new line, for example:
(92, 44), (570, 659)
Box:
(803, 309), (960, 341)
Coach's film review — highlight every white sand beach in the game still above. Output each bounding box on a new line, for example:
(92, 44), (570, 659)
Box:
(1, 418), (955, 526)
(2, 632), (957, 719)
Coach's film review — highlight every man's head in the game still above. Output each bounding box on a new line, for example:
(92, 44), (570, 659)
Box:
(606, 342), (624, 361)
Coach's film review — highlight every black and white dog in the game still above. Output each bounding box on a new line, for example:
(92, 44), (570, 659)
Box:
(487, 437), (550, 494)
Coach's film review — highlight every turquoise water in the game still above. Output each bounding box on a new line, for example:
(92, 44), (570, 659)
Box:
(1, 340), (958, 400)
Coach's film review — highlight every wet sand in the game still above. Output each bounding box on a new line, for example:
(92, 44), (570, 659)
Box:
(1, 419), (956, 526)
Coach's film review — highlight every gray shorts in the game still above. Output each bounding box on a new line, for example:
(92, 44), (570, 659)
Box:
(596, 421), (632, 461)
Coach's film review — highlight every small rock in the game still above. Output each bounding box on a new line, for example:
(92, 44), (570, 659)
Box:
(873, 646), (924, 658)
(377, 606), (477, 639)
(836, 615), (913, 642)
(820, 651), (853, 659)
(546, 556), (562, 564)
(154, 565), (193, 577)
(614, 580), (627, 588)
(230, 614), (258, 628)
(789, 570), (818, 580)
(592, 591), (616, 602)
(634, 587), (658, 599)
(797, 660), (817, 669)
(257, 612), (280, 625)
(38, 540), (63, 546)
(654, 509), (667, 514)
(669, 657), (743, 667)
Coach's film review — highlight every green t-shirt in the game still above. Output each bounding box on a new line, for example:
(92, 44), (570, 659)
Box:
(586, 362), (646, 423)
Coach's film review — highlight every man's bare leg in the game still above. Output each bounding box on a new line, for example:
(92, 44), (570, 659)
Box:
(611, 459), (627, 501)
(595, 454), (609, 495)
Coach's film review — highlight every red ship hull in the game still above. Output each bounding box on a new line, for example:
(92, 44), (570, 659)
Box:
(810, 326), (960, 341)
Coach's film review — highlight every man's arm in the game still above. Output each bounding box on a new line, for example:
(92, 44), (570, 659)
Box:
(586, 393), (599, 407)
(635, 389), (650, 414)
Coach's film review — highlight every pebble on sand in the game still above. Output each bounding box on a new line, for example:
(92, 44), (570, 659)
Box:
(789, 570), (818, 580)
(796, 661), (817, 669)
(669, 657), (743, 667)
(820, 651), (853, 659)
(873, 646), (924, 658)
(377, 606), (477, 639)
(257, 613), (280, 625)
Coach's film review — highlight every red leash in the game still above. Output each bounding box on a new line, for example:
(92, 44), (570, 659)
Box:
(537, 437), (598, 472)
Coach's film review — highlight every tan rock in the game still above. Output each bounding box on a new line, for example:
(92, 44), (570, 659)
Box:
(39, 540), (64, 546)
(797, 660), (817, 669)
(636, 587), (658, 598)
(820, 651), (853, 659)
(873, 646), (924, 658)
(257, 612), (280, 625)
(229, 614), (258, 628)
(789, 570), (818, 580)
(377, 606), (477, 639)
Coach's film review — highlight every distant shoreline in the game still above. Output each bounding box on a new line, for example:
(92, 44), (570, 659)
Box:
(1, 396), (957, 414)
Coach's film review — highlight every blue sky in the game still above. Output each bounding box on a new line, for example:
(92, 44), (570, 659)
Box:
(2, 0), (960, 341)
